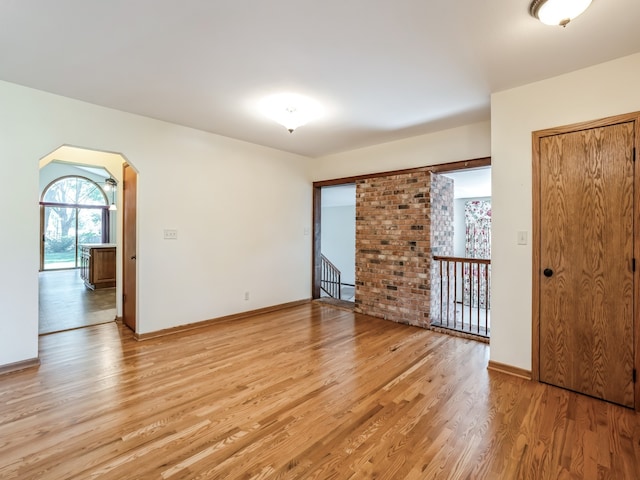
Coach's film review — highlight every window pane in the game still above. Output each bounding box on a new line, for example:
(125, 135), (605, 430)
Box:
(43, 207), (77, 269)
(43, 177), (107, 206)
(78, 178), (107, 205)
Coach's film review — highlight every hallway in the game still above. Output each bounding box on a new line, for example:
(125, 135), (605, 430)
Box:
(39, 269), (116, 334)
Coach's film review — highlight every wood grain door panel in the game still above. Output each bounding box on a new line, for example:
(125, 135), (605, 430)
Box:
(539, 122), (635, 407)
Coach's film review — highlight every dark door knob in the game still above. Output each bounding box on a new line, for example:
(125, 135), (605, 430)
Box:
(130, 255), (136, 260)
(543, 268), (553, 277)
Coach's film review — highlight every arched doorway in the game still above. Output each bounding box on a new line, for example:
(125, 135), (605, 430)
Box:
(37, 149), (127, 335)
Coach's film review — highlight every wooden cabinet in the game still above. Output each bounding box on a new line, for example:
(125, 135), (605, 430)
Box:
(80, 244), (116, 289)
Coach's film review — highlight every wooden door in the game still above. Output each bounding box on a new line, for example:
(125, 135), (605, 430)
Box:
(538, 121), (635, 407)
(122, 164), (137, 332)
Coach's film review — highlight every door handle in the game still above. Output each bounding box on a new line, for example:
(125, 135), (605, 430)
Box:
(543, 268), (553, 277)
(130, 255), (136, 260)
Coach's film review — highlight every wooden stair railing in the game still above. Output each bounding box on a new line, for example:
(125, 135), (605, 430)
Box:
(321, 254), (342, 299)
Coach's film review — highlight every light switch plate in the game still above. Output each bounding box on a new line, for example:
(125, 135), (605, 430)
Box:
(517, 231), (527, 245)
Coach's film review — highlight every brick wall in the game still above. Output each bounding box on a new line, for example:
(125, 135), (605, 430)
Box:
(354, 170), (431, 327)
(429, 174), (455, 322)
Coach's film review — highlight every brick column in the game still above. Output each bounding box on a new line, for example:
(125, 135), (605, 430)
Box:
(354, 170), (430, 327)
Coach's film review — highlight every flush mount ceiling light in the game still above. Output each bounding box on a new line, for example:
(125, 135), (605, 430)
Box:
(530, 0), (593, 27)
(259, 93), (323, 133)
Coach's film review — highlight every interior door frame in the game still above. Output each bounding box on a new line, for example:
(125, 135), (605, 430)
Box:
(531, 111), (640, 411)
(122, 163), (137, 332)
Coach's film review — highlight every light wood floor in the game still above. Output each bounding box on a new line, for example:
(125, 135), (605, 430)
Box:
(39, 269), (116, 335)
(2, 303), (639, 479)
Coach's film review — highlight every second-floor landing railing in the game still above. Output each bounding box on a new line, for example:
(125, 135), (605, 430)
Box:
(432, 255), (491, 339)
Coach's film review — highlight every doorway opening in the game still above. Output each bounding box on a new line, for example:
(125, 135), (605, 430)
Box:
(312, 158), (491, 324)
(38, 147), (130, 335)
(319, 184), (356, 303)
(430, 166), (492, 340)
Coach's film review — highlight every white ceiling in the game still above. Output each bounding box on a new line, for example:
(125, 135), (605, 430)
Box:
(1, 1), (638, 158)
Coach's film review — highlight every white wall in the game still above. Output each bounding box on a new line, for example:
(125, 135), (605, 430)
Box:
(0, 80), (312, 367)
(321, 205), (356, 284)
(312, 122), (491, 181)
(491, 52), (640, 371)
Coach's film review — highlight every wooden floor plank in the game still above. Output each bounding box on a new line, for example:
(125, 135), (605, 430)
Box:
(1, 303), (640, 479)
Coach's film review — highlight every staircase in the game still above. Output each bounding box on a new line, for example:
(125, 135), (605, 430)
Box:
(320, 254), (342, 299)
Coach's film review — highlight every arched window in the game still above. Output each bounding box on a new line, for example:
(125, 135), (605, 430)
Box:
(42, 176), (108, 206)
(40, 176), (111, 270)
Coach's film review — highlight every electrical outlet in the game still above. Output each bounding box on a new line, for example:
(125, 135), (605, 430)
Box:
(244, 291), (250, 301)
(164, 229), (178, 240)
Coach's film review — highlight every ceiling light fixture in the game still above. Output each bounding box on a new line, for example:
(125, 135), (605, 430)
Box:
(260, 93), (323, 133)
(530, 0), (592, 27)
